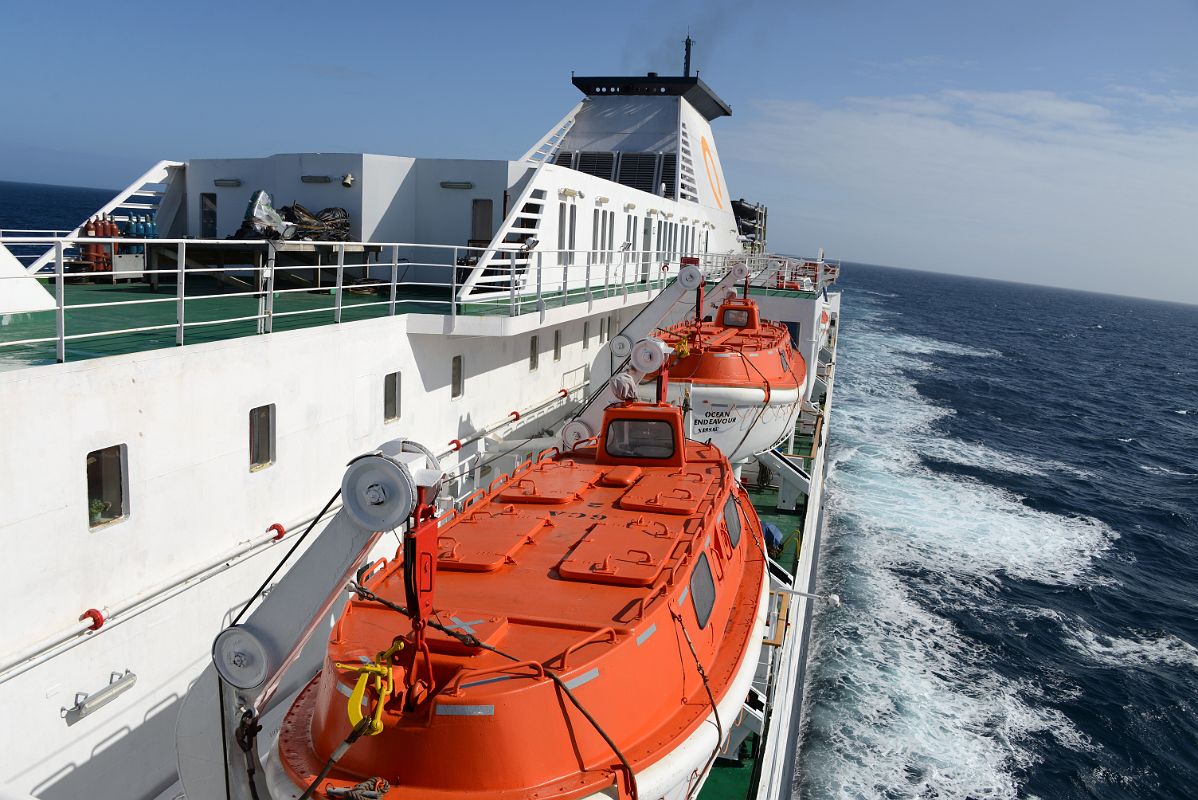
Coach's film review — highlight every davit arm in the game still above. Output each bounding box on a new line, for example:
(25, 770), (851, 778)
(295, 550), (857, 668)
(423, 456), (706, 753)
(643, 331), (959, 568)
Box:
(175, 439), (443, 800)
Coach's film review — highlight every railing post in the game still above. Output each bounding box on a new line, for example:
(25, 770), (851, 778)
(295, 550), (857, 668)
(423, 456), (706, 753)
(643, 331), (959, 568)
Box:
(389, 245), (399, 316)
(263, 244), (275, 334)
(561, 250), (568, 304)
(585, 259), (592, 311)
(335, 243), (345, 323)
(451, 247), (458, 325)
(175, 242), (186, 346)
(509, 250), (517, 316)
(54, 240), (65, 363)
(604, 260), (611, 299)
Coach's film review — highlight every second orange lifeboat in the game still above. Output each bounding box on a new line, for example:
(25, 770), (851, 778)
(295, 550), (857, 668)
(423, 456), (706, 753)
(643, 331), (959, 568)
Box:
(647, 293), (808, 463)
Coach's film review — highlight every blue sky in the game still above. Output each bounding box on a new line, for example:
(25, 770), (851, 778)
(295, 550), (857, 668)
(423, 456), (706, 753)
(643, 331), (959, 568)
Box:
(2, 1), (1195, 302)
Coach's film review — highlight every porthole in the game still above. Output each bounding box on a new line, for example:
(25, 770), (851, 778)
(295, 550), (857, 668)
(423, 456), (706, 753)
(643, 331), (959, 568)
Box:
(724, 495), (742, 548)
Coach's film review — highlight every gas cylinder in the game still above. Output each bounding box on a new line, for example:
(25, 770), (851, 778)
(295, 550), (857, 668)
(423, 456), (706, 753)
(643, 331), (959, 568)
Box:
(83, 217), (99, 271)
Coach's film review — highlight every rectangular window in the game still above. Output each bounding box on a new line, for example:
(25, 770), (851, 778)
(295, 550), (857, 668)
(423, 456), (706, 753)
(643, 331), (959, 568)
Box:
(606, 210), (615, 261)
(609, 315), (618, 340)
(200, 193), (217, 239)
(530, 335), (539, 371)
(568, 205), (577, 265)
(451, 355), (464, 398)
(384, 371), (401, 422)
(249, 404), (275, 470)
(553, 329), (562, 361)
(557, 202), (568, 265)
(86, 444), (127, 528)
(583, 321), (590, 349)
(591, 208), (600, 265)
(599, 317), (607, 343)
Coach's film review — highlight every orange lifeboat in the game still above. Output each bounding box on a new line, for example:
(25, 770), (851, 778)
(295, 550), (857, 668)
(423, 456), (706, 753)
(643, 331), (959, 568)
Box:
(271, 401), (769, 800)
(649, 294), (808, 462)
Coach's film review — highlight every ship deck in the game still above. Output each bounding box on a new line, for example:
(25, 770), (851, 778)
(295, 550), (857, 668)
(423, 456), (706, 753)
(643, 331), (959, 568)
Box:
(0, 277), (669, 370)
(0, 274), (818, 371)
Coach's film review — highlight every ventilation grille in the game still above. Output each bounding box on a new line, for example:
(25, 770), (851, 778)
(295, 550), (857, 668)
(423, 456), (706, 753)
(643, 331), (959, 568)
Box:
(554, 150), (575, 168)
(576, 151), (616, 180)
(661, 153), (678, 200)
(616, 153), (660, 194)
(679, 123), (699, 202)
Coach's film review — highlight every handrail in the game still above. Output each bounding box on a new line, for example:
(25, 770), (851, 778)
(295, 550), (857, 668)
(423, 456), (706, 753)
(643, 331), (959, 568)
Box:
(0, 235), (827, 367)
(0, 378), (583, 683)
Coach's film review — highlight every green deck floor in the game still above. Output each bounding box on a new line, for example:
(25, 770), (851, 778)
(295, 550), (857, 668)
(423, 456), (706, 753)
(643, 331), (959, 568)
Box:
(0, 275), (683, 369)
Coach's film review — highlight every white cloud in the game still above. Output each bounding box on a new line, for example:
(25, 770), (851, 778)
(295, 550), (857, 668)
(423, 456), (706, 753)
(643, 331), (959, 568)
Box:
(721, 88), (1198, 303)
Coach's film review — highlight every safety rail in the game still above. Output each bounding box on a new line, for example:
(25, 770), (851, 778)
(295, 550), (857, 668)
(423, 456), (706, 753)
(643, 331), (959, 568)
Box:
(0, 381), (588, 684)
(0, 234), (828, 368)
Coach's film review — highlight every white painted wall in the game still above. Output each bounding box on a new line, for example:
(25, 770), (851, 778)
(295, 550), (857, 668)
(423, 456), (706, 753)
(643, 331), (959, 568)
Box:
(0, 294), (649, 799)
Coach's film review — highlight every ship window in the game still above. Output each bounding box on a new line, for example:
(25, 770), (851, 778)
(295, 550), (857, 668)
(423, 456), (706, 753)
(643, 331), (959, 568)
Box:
(451, 355), (464, 398)
(249, 404), (275, 470)
(557, 203), (568, 265)
(384, 371), (401, 422)
(530, 335), (539, 371)
(608, 315), (618, 339)
(568, 205), (577, 265)
(780, 351), (789, 372)
(583, 321), (591, 349)
(599, 317), (607, 343)
(690, 553), (716, 629)
(723, 308), (750, 327)
(591, 209), (600, 265)
(86, 444), (127, 528)
(553, 329), (562, 361)
(200, 193), (217, 239)
(724, 495), (743, 548)
(604, 418), (676, 460)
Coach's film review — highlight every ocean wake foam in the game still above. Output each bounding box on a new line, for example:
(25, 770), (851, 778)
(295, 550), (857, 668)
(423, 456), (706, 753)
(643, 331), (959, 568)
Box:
(799, 317), (1110, 799)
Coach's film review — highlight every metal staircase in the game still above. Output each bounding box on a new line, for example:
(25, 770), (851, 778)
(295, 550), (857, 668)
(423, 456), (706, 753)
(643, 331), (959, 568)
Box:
(25, 160), (184, 274)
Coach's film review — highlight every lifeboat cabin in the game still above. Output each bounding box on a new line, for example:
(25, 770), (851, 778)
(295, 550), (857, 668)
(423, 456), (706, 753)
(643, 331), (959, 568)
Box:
(272, 401), (769, 799)
(649, 294), (808, 463)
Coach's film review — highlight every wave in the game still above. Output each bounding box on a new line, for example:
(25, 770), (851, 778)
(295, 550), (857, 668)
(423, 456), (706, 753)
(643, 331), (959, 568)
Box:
(799, 320), (1111, 798)
(1065, 627), (1198, 671)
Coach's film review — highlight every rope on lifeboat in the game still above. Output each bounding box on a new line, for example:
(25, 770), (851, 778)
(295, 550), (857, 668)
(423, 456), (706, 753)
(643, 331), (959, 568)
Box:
(670, 608), (724, 799)
(347, 583), (640, 800)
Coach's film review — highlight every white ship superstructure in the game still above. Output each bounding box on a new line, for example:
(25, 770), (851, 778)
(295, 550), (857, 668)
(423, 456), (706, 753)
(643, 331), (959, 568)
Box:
(0, 50), (840, 800)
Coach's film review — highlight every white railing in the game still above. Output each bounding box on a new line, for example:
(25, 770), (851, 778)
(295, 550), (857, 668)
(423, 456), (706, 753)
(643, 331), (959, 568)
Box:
(0, 234), (833, 366)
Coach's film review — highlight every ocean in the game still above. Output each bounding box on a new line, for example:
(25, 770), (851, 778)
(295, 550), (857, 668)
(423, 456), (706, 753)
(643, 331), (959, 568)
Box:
(798, 264), (1198, 799)
(3, 182), (1196, 799)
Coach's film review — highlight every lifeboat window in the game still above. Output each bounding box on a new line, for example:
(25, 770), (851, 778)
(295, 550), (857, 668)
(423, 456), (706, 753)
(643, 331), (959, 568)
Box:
(249, 404), (275, 470)
(690, 553), (716, 629)
(779, 351), (789, 372)
(86, 444), (128, 528)
(724, 496), (742, 548)
(530, 335), (539, 371)
(722, 308), (750, 327)
(451, 355), (464, 398)
(384, 371), (401, 422)
(604, 418), (676, 460)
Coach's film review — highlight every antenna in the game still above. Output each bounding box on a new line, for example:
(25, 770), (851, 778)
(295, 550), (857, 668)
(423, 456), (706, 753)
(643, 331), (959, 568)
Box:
(684, 33), (693, 77)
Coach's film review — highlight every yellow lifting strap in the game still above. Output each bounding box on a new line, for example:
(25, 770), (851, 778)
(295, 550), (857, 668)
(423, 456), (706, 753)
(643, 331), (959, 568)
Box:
(334, 639), (406, 736)
(676, 336), (691, 359)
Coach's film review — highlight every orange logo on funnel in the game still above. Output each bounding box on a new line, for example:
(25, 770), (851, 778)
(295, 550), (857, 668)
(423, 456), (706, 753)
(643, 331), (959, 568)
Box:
(701, 136), (724, 209)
